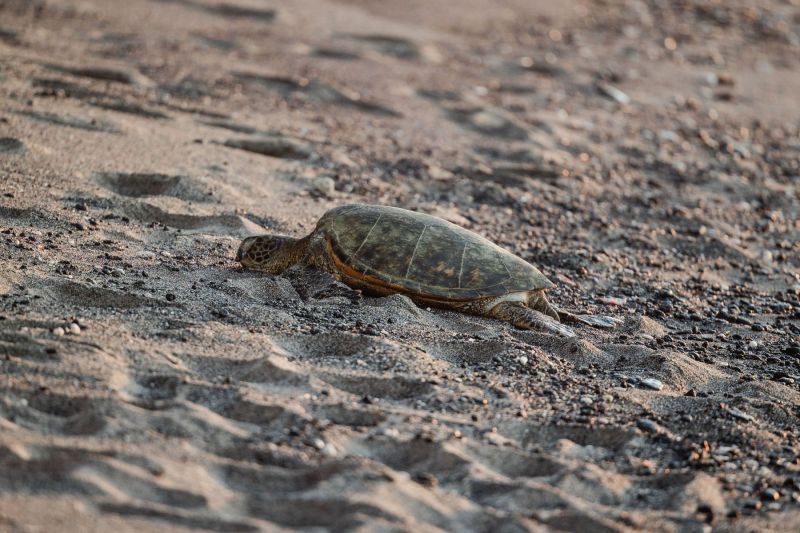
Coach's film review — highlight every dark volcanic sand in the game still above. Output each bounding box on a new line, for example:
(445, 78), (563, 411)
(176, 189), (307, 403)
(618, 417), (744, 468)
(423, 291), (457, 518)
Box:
(1, 0), (799, 531)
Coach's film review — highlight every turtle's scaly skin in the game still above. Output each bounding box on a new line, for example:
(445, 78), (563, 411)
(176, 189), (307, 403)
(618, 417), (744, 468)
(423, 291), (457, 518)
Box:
(237, 204), (618, 336)
(316, 204), (553, 302)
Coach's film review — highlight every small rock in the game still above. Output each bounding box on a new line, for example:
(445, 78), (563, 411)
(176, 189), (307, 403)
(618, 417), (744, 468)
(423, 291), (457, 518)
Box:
(52, 327), (65, 336)
(515, 355), (528, 365)
(637, 418), (659, 433)
(68, 323), (81, 335)
(703, 72), (719, 87)
(413, 472), (438, 487)
(762, 488), (781, 501)
(599, 296), (627, 306)
(717, 73), (735, 85)
(727, 407), (754, 422)
(597, 82), (630, 104)
(310, 176), (336, 197)
(657, 130), (680, 143)
(641, 378), (664, 391)
(321, 442), (338, 457)
(381, 427), (400, 438)
(744, 500), (762, 511)
(748, 340), (759, 349)
(312, 438), (325, 450)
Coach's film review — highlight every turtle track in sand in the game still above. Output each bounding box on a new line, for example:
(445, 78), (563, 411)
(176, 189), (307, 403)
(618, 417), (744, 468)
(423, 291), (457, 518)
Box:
(1, 262), (796, 531)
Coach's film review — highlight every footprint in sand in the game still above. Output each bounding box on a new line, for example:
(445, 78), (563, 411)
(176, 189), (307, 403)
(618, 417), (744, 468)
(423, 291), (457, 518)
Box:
(32, 78), (168, 120)
(94, 172), (213, 203)
(90, 101), (169, 120)
(219, 137), (313, 160)
(196, 117), (269, 135)
(233, 72), (401, 118)
(122, 202), (265, 236)
(157, 0), (275, 22)
(444, 107), (529, 140)
(0, 27), (20, 46)
(43, 62), (151, 86)
(193, 35), (240, 51)
(26, 279), (163, 310)
(97, 503), (259, 532)
(3, 388), (107, 436)
(15, 110), (121, 134)
(341, 34), (420, 60)
(311, 48), (361, 61)
(0, 137), (25, 155)
(417, 88), (463, 102)
(0, 205), (70, 230)
(318, 370), (435, 401)
(311, 403), (386, 427)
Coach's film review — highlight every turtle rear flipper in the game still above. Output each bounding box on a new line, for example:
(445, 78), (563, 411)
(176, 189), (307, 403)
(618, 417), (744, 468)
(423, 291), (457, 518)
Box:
(559, 310), (621, 329)
(492, 301), (576, 337)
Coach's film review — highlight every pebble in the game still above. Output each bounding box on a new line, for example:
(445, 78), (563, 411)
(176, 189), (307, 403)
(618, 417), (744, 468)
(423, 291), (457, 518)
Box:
(68, 323), (81, 335)
(321, 442), (338, 457)
(762, 488), (781, 501)
(657, 130), (680, 143)
(599, 296), (627, 306)
(52, 326), (65, 336)
(515, 356), (528, 365)
(312, 438), (325, 450)
(748, 340), (759, 349)
(597, 82), (630, 104)
(703, 72), (719, 87)
(310, 176), (336, 196)
(744, 500), (762, 511)
(381, 427), (400, 438)
(727, 407), (754, 422)
(641, 378), (664, 391)
(579, 395), (593, 406)
(637, 418), (659, 433)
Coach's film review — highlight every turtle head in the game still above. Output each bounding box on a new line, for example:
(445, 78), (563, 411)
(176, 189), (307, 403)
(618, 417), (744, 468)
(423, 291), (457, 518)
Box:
(237, 235), (302, 274)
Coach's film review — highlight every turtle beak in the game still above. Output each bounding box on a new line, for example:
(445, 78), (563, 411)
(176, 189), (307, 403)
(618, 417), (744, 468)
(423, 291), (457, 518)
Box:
(236, 237), (255, 263)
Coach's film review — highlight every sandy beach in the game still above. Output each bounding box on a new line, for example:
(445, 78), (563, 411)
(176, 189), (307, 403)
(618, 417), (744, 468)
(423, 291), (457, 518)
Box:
(1, 0), (799, 531)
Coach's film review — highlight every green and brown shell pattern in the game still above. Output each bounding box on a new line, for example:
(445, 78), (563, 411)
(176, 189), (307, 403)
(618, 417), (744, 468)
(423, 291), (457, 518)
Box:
(316, 204), (554, 301)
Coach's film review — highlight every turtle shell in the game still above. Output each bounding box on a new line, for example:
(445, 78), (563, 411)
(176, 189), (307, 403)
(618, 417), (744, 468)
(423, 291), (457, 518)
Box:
(316, 204), (554, 301)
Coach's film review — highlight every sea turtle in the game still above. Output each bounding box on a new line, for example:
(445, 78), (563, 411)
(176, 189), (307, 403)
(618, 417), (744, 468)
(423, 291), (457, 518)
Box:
(236, 204), (619, 337)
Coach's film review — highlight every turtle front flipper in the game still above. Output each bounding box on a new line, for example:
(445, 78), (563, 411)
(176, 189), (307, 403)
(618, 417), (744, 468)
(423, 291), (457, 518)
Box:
(557, 310), (621, 329)
(491, 301), (576, 337)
